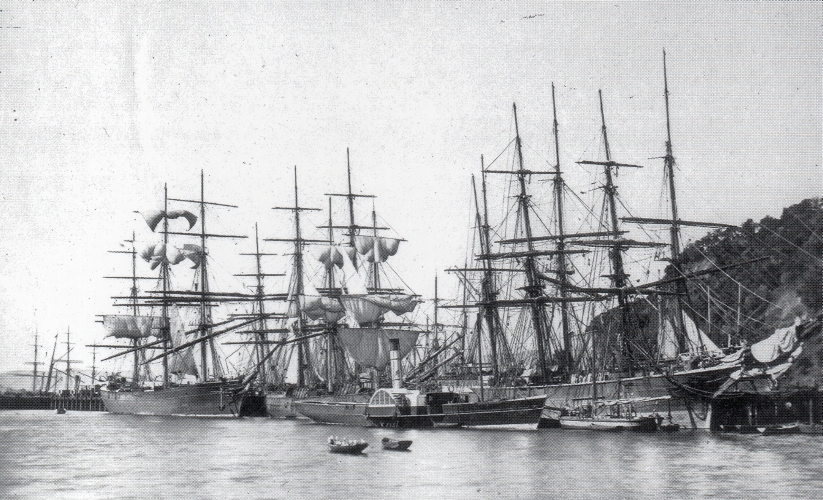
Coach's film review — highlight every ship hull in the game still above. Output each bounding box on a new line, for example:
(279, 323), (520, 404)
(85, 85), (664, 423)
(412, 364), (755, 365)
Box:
(441, 395), (546, 426)
(538, 367), (733, 430)
(443, 364), (733, 430)
(293, 398), (372, 426)
(237, 390), (268, 417)
(265, 392), (303, 419)
(559, 415), (658, 432)
(101, 381), (242, 416)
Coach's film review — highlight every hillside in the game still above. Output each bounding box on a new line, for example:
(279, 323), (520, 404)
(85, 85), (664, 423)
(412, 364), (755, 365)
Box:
(585, 197), (822, 364)
(675, 197), (822, 341)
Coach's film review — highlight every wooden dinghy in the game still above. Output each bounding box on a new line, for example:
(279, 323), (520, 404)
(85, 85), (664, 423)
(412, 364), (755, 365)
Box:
(328, 437), (368, 454)
(381, 437), (412, 451)
(757, 422), (801, 436)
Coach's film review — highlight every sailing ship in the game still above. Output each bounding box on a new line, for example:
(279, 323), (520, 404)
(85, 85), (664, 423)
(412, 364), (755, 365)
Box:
(98, 173), (266, 416)
(434, 96), (572, 427)
(290, 151), (461, 427)
(256, 165), (354, 419)
(539, 52), (747, 430)
(557, 397), (663, 431)
(437, 51), (746, 430)
(0, 331), (51, 410)
(1, 327), (104, 411)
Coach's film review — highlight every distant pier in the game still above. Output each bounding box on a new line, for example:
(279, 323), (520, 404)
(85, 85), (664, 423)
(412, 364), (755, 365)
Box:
(51, 389), (104, 411)
(0, 388), (104, 411)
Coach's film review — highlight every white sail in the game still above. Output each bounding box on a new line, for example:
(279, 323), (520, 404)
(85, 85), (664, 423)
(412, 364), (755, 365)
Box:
(312, 245), (354, 270)
(180, 244), (204, 268)
(167, 307), (199, 377)
(301, 295), (346, 323)
(656, 318), (679, 360)
(683, 314), (723, 356)
(140, 209), (198, 232)
(140, 243), (202, 270)
(751, 324), (797, 363)
(353, 236), (401, 263)
(340, 296), (385, 324)
(336, 328), (420, 370)
(140, 210), (165, 232)
(102, 315), (165, 339)
(363, 294), (419, 316)
(340, 294), (420, 325)
(141, 243), (168, 270)
(165, 246), (186, 265)
(140, 243), (160, 263)
(339, 248), (369, 294)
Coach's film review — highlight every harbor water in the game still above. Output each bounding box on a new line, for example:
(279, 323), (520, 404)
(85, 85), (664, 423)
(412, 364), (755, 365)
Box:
(1, 410), (821, 499)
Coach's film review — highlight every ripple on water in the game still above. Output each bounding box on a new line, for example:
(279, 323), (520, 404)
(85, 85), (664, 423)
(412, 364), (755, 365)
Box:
(1, 412), (822, 499)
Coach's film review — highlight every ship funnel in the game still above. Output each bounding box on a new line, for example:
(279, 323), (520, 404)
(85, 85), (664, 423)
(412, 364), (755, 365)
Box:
(389, 338), (402, 389)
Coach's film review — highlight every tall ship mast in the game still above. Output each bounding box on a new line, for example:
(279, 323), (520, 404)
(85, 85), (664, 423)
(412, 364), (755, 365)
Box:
(262, 166), (334, 418)
(97, 173), (267, 416)
(537, 56), (745, 430)
(435, 100), (592, 426)
(436, 57), (751, 430)
(0, 329), (52, 410)
(225, 222), (288, 417)
(293, 150), (442, 427)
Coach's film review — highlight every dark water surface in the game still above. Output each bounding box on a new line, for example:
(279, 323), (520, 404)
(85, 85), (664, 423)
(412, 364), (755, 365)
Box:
(1, 410), (821, 499)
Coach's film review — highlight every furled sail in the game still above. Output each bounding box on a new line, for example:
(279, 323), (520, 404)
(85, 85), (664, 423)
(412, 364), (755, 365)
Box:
(140, 209), (198, 232)
(102, 315), (165, 339)
(363, 295), (418, 315)
(312, 245), (356, 270)
(300, 295), (346, 323)
(340, 294), (420, 325)
(336, 328), (420, 370)
(353, 236), (401, 263)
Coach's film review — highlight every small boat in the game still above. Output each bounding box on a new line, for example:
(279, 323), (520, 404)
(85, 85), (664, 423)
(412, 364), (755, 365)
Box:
(658, 421), (680, 432)
(657, 415), (680, 432)
(537, 406), (565, 429)
(757, 422), (801, 435)
(56, 407), (66, 414)
(560, 414), (659, 431)
(558, 397), (665, 432)
(328, 437), (368, 454)
(719, 424), (767, 434)
(381, 437), (412, 451)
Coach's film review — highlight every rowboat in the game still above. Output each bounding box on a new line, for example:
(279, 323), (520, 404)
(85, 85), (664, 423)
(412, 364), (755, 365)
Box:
(381, 437), (412, 451)
(757, 422), (801, 435)
(559, 414), (659, 432)
(327, 437), (368, 454)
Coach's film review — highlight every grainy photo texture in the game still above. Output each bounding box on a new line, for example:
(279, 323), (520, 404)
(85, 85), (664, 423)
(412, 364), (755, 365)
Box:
(0, 2), (820, 499)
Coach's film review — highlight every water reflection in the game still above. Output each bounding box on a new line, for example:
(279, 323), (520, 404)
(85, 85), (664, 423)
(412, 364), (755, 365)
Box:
(0, 411), (820, 499)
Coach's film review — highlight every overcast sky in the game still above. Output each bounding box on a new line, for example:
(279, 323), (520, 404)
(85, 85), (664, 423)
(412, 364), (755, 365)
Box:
(0, 1), (819, 375)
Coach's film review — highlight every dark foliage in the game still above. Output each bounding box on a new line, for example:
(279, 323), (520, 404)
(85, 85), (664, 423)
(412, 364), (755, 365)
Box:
(673, 197), (822, 343)
(586, 198), (822, 366)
